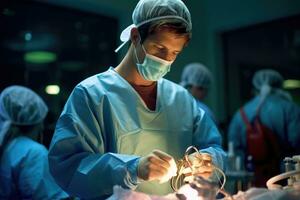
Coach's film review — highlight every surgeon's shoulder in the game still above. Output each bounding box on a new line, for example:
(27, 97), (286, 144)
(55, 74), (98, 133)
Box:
(73, 69), (113, 98)
(161, 78), (191, 97)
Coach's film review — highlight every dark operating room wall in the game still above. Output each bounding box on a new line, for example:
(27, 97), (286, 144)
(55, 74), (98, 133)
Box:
(223, 15), (300, 120)
(0, 0), (118, 147)
(199, 0), (300, 124)
(218, 15), (300, 148)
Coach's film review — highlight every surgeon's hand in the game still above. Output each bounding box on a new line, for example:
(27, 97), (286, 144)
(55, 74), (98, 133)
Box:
(182, 152), (213, 182)
(137, 150), (177, 183)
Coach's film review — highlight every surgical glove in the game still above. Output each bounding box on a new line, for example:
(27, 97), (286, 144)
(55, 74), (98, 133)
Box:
(137, 150), (177, 183)
(182, 152), (213, 182)
(159, 157), (177, 184)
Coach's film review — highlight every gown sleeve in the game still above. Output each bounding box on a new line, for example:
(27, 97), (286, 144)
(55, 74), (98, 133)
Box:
(48, 85), (140, 199)
(192, 101), (227, 170)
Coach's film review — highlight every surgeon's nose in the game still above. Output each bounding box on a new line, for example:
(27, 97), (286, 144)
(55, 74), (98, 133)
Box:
(159, 52), (176, 62)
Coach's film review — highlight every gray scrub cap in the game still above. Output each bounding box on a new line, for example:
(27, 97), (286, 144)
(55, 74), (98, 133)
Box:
(180, 63), (213, 89)
(115, 0), (192, 52)
(252, 69), (283, 90)
(0, 86), (48, 145)
(252, 69), (291, 112)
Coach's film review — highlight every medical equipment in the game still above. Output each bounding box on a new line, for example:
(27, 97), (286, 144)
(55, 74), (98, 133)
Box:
(170, 146), (231, 199)
(107, 154), (300, 200)
(266, 155), (300, 190)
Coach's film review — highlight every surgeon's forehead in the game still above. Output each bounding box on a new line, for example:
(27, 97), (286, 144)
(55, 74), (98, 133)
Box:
(146, 29), (188, 51)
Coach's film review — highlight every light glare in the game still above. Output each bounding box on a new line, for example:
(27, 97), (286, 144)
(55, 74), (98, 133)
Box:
(283, 79), (300, 89)
(45, 85), (60, 95)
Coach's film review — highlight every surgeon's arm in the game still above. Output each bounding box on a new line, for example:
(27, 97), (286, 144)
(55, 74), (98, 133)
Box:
(48, 86), (140, 199)
(192, 106), (227, 171)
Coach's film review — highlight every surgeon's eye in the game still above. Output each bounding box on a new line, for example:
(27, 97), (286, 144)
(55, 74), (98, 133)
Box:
(173, 51), (180, 56)
(154, 44), (165, 51)
(155, 46), (164, 51)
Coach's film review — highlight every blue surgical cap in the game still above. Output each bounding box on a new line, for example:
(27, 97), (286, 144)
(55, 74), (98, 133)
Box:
(252, 69), (284, 90)
(180, 63), (213, 89)
(0, 86), (48, 145)
(115, 0), (192, 52)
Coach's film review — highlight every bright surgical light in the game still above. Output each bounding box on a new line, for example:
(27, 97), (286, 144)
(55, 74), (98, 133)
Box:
(283, 79), (300, 89)
(45, 85), (60, 95)
(24, 51), (57, 64)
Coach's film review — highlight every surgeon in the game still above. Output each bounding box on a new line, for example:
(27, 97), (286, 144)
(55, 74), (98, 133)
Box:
(0, 86), (68, 199)
(48, 0), (226, 198)
(180, 62), (217, 123)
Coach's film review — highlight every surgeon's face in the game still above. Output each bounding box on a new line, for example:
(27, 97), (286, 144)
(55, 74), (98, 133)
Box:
(135, 27), (188, 62)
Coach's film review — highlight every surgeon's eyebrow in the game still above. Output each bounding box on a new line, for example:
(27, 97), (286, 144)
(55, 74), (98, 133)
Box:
(153, 43), (182, 54)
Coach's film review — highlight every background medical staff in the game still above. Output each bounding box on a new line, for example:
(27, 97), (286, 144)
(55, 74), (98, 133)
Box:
(180, 62), (217, 124)
(228, 69), (300, 185)
(0, 86), (68, 199)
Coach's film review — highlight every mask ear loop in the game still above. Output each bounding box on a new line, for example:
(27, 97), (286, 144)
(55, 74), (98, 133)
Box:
(134, 33), (147, 65)
(136, 32), (148, 56)
(134, 47), (142, 64)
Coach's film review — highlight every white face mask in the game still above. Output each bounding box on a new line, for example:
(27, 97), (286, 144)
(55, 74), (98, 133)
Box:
(134, 44), (173, 81)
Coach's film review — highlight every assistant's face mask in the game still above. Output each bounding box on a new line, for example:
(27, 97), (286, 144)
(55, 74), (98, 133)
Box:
(134, 44), (173, 81)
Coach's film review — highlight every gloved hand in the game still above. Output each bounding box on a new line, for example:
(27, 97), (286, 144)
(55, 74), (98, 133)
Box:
(182, 152), (213, 182)
(137, 149), (177, 183)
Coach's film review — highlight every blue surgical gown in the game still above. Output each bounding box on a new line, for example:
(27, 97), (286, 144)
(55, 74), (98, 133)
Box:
(48, 67), (226, 199)
(0, 136), (68, 199)
(197, 100), (218, 125)
(228, 94), (300, 157)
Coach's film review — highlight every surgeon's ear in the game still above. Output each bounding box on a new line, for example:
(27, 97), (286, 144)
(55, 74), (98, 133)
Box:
(130, 27), (141, 46)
